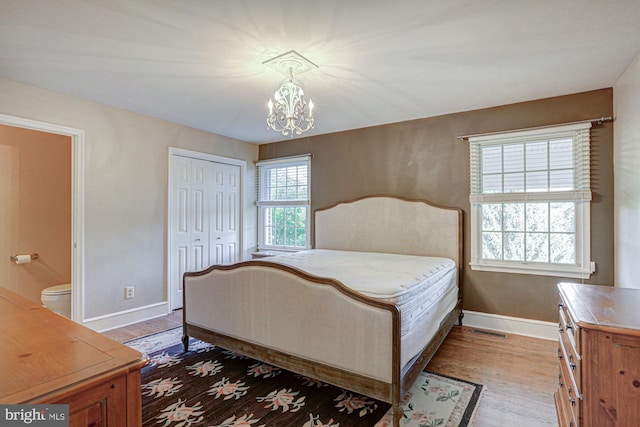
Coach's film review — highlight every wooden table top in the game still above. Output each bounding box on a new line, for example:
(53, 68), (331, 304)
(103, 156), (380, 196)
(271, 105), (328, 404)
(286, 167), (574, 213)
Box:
(559, 282), (640, 335)
(0, 287), (146, 403)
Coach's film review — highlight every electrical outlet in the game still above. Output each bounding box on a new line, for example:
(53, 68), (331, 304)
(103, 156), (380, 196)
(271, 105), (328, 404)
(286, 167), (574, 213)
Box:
(125, 286), (135, 299)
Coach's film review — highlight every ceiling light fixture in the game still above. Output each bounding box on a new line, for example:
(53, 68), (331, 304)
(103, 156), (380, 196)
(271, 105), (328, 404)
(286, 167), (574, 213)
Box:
(263, 50), (318, 137)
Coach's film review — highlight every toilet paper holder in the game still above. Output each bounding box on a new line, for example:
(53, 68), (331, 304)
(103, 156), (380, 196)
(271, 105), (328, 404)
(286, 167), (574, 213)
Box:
(9, 253), (39, 264)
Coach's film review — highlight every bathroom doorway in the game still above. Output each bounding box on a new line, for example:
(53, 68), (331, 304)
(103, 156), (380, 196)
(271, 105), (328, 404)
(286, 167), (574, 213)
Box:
(0, 114), (84, 322)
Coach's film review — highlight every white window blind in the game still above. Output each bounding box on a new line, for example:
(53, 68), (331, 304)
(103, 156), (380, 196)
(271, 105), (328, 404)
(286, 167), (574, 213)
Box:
(256, 155), (311, 251)
(469, 123), (594, 278)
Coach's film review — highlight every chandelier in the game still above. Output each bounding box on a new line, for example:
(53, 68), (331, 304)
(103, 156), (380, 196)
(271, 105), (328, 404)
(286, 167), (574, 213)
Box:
(263, 51), (318, 137)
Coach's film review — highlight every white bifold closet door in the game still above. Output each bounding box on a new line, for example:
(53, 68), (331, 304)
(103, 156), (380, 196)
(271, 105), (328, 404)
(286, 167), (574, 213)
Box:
(170, 155), (240, 310)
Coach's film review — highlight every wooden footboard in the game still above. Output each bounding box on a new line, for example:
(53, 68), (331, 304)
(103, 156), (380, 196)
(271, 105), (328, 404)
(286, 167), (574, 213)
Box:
(183, 260), (461, 427)
(183, 261), (401, 403)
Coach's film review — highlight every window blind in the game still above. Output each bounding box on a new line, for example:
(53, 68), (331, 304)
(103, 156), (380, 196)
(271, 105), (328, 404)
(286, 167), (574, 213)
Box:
(256, 155), (311, 205)
(470, 123), (592, 202)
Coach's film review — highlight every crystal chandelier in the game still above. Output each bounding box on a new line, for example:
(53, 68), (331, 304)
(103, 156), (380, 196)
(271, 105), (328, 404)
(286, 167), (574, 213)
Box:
(263, 51), (317, 137)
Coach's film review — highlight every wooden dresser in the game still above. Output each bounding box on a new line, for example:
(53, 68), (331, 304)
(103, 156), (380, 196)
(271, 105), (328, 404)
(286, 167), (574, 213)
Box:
(555, 282), (640, 427)
(0, 288), (147, 426)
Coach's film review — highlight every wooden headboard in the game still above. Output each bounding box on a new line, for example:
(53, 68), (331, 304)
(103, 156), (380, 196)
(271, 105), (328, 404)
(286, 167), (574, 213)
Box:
(314, 196), (463, 266)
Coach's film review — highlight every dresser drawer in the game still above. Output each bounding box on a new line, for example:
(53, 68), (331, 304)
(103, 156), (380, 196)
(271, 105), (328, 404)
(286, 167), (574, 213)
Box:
(558, 325), (581, 392)
(558, 303), (581, 393)
(555, 387), (578, 427)
(559, 300), (580, 356)
(558, 345), (581, 425)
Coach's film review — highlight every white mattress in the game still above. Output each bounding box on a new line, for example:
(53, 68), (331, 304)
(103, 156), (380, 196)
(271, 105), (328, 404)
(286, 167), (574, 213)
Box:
(261, 249), (458, 339)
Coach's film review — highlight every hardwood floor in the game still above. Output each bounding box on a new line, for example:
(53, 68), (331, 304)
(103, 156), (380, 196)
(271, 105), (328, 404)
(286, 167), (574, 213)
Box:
(102, 309), (183, 343)
(427, 326), (558, 427)
(103, 313), (558, 426)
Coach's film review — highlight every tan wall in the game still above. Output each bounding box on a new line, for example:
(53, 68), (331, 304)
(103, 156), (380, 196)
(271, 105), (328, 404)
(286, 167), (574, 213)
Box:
(0, 125), (71, 304)
(0, 77), (259, 322)
(260, 88), (614, 322)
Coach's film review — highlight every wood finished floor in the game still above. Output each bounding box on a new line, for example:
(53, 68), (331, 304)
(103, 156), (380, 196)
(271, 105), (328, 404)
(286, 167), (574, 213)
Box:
(103, 311), (558, 427)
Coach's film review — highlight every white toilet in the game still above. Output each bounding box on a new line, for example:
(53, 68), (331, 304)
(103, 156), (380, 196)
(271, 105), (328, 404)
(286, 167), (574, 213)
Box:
(41, 284), (72, 318)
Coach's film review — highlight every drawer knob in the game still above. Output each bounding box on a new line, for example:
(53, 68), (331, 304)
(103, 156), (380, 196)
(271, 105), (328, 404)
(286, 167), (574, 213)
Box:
(570, 362), (577, 371)
(570, 398), (576, 407)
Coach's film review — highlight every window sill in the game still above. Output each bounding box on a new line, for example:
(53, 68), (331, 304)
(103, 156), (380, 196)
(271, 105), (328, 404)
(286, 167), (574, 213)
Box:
(253, 248), (307, 258)
(470, 261), (594, 279)
(251, 251), (280, 259)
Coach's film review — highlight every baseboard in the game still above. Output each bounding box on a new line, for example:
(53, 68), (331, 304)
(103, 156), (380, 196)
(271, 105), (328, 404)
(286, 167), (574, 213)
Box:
(82, 304), (555, 339)
(462, 310), (557, 341)
(83, 302), (170, 332)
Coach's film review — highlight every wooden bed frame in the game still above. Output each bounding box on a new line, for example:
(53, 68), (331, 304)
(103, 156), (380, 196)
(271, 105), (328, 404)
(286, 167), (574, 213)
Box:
(182, 196), (463, 426)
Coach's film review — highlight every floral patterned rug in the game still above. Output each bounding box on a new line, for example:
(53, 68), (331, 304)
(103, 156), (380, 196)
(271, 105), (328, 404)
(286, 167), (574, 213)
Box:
(126, 328), (482, 427)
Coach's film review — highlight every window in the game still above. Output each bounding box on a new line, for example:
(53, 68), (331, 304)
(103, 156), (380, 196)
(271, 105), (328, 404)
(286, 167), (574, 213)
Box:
(257, 155), (311, 251)
(469, 123), (593, 278)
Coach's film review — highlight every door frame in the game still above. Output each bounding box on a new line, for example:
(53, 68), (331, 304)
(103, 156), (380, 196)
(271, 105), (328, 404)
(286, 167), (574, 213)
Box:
(167, 147), (246, 310)
(0, 113), (85, 322)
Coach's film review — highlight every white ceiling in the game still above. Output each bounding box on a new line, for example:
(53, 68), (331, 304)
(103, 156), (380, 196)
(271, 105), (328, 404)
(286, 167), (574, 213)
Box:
(1, 1), (639, 144)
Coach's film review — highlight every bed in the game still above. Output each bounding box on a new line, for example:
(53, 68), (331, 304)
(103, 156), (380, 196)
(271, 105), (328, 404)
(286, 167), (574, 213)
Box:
(182, 195), (463, 426)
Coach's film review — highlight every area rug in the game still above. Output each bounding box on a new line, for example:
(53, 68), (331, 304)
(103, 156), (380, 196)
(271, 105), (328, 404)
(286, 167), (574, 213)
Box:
(126, 328), (482, 427)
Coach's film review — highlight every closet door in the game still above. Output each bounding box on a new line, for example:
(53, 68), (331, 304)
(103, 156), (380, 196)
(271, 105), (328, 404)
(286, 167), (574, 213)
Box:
(170, 156), (208, 310)
(210, 162), (241, 265)
(169, 155), (241, 310)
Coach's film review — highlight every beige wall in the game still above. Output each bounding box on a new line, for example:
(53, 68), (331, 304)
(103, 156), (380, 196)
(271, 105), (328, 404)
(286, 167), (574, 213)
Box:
(260, 88), (614, 322)
(0, 74), (618, 324)
(0, 125), (71, 304)
(0, 78), (258, 322)
(614, 51), (640, 289)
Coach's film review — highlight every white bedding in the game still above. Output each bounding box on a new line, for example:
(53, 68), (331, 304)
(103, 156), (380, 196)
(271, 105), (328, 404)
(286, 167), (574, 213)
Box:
(263, 249), (454, 301)
(261, 249), (458, 367)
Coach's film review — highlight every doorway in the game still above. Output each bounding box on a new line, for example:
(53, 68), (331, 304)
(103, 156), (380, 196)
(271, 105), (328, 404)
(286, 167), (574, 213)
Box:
(0, 114), (84, 322)
(168, 148), (245, 310)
